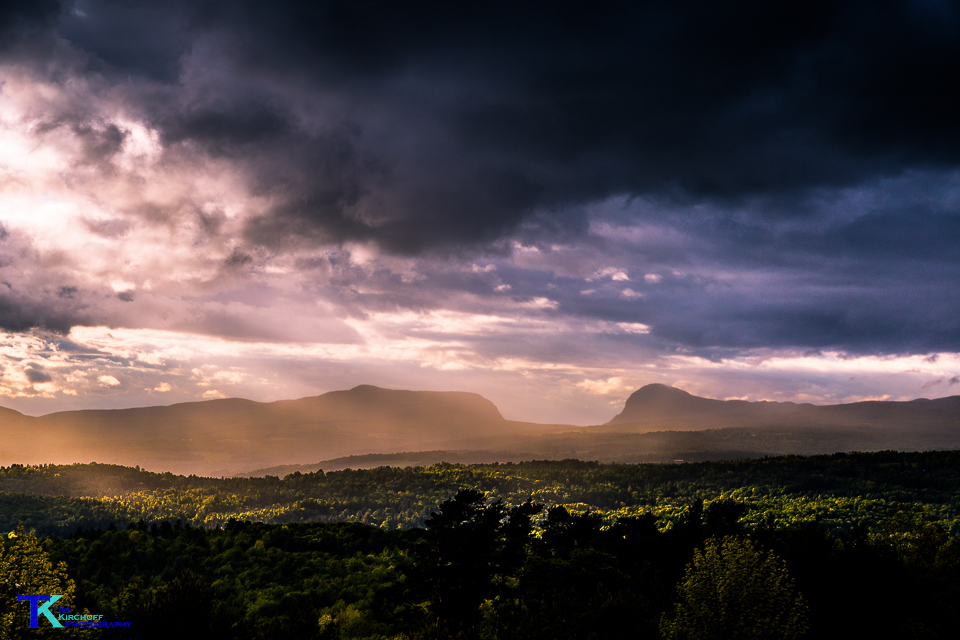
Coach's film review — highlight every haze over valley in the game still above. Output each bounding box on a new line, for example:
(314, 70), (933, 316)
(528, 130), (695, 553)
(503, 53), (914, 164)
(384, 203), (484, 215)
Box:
(3, 383), (957, 476)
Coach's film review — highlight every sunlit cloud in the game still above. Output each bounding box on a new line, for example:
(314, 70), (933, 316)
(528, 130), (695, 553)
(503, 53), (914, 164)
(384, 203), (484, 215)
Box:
(0, 1), (958, 426)
(576, 376), (629, 396)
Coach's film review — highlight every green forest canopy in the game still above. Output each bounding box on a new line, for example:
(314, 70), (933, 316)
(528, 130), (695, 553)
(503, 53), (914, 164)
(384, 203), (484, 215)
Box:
(4, 451), (960, 638)
(2, 450), (960, 535)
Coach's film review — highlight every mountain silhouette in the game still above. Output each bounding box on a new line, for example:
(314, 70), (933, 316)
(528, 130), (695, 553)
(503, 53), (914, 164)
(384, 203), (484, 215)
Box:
(1, 383), (959, 476)
(608, 384), (746, 423)
(607, 383), (960, 433)
(0, 385), (514, 475)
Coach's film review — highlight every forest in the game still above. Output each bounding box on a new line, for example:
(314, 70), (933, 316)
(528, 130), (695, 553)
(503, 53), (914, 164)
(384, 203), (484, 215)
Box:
(3, 451), (960, 638)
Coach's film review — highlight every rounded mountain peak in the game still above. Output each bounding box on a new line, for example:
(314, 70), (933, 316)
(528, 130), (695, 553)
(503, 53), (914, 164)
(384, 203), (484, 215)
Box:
(608, 384), (724, 424)
(628, 383), (694, 401)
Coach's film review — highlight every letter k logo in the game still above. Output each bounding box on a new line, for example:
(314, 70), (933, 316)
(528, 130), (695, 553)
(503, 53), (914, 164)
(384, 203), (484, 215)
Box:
(17, 595), (64, 628)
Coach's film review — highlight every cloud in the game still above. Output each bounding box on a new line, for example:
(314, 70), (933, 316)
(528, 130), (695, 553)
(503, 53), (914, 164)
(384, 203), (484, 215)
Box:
(3, 0), (957, 255)
(0, 226), (94, 332)
(576, 376), (630, 396)
(0, 0), (958, 420)
(23, 364), (51, 383)
(616, 323), (650, 335)
(0, 1), (61, 50)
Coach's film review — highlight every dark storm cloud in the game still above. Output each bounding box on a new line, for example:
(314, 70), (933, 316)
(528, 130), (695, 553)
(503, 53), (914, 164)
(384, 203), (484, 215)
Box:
(0, 226), (136, 335)
(161, 104), (293, 151)
(13, 0), (957, 253)
(404, 177), (959, 357)
(573, 198), (960, 355)
(222, 249), (253, 269)
(73, 122), (126, 167)
(638, 275), (960, 355)
(23, 364), (52, 383)
(0, 0), (61, 47)
(0, 225), (87, 332)
(0, 292), (82, 333)
(58, 0), (190, 82)
(4, 0), (960, 359)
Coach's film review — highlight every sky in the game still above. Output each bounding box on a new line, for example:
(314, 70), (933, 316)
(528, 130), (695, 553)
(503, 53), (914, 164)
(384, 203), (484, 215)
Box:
(0, 0), (959, 424)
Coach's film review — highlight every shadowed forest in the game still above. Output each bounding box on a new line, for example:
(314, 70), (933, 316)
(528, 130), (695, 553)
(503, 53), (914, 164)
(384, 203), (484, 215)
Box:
(3, 451), (960, 638)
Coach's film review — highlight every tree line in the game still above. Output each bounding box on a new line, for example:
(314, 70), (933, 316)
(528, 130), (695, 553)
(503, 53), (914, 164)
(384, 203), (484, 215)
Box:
(4, 450), (960, 637)
(3, 488), (959, 639)
(3, 451), (960, 535)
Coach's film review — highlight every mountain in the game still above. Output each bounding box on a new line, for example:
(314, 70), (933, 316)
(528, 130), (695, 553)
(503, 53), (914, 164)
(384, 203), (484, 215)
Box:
(0, 386), (520, 476)
(2, 383), (959, 477)
(606, 384), (960, 434)
(608, 384), (746, 424)
(235, 385), (960, 476)
(37, 385), (505, 442)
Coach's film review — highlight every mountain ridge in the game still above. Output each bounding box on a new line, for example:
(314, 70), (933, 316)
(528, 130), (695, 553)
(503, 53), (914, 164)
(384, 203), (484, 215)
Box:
(606, 383), (960, 432)
(0, 385), (518, 475)
(2, 383), (959, 477)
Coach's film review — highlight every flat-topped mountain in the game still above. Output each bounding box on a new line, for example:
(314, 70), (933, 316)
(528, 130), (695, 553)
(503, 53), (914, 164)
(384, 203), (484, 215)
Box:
(0, 385), (514, 476)
(38, 385), (504, 440)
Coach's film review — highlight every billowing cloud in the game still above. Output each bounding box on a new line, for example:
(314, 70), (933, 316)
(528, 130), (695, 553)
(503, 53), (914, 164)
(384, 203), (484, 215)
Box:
(0, 1), (957, 421)
(6, 0), (960, 249)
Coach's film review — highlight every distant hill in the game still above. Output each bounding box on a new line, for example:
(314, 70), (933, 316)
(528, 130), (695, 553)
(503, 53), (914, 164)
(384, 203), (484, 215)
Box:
(606, 383), (960, 434)
(2, 383), (959, 477)
(239, 385), (960, 476)
(0, 386), (522, 476)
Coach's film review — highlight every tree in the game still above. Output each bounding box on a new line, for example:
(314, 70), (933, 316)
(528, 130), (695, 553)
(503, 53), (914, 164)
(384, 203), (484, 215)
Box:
(415, 489), (542, 639)
(0, 525), (94, 640)
(661, 536), (808, 640)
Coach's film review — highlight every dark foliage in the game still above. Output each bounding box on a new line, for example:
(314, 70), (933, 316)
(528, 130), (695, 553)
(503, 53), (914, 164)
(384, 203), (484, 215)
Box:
(4, 452), (960, 637)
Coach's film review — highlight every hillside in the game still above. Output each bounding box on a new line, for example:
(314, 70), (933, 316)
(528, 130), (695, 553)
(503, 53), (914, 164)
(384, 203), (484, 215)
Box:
(607, 383), (960, 434)
(2, 383), (959, 476)
(0, 386), (519, 476)
(243, 385), (960, 475)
